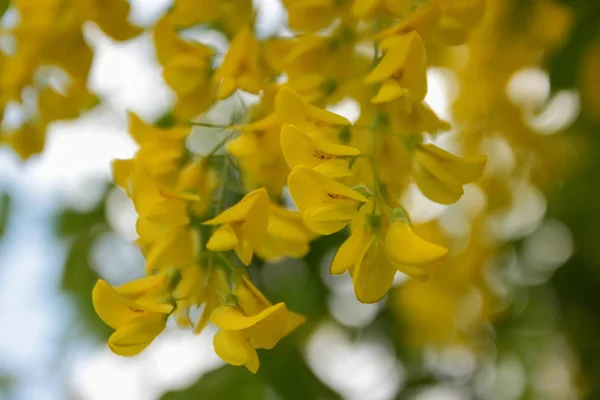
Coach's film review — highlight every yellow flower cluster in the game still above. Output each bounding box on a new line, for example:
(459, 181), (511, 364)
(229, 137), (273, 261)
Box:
(394, 0), (577, 347)
(0, 0), (141, 159)
(86, 0), (491, 372)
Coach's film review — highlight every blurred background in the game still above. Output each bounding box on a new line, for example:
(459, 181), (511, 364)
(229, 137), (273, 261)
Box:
(1, 0), (600, 399)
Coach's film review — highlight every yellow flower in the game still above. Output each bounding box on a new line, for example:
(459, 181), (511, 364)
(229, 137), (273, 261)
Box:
(210, 277), (305, 373)
(2, 122), (47, 160)
(256, 203), (318, 261)
(92, 279), (173, 356)
(142, 226), (199, 274)
(175, 159), (218, 217)
(263, 38), (297, 74)
(37, 84), (97, 124)
(172, 265), (225, 330)
(126, 161), (192, 224)
(384, 220), (448, 269)
(214, 26), (262, 99)
(387, 101), (452, 135)
(282, 30), (357, 81)
(87, 0), (142, 41)
(374, 3), (442, 43)
(282, 0), (347, 32)
(287, 166), (368, 235)
(227, 115), (290, 197)
(275, 87), (350, 140)
(204, 188), (270, 265)
(352, 0), (409, 19)
(114, 161), (200, 274)
(412, 143), (487, 205)
(331, 203), (447, 303)
(434, 0), (486, 45)
(280, 124), (360, 178)
(126, 112), (190, 181)
(373, 0), (485, 46)
(365, 31), (427, 105)
(170, 0), (254, 38)
(153, 15), (216, 119)
(284, 74), (332, 104)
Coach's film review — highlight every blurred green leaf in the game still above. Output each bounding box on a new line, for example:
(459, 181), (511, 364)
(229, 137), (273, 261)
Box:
(0, 0), (9, 18)
(548, 1), (600, 91)
(61, 225), (112, 340)
(155, 112), (176, 129)
(258, 338), (342, 400)
(0, 373), (15, 395)
(57, 184), (113, 340)
(161, 366), (266, 400)
(0, 192), (10, 238)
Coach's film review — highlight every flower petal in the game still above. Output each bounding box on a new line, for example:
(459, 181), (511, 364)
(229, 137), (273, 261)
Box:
(419, 144), (487, 184)
(413, 151), (464, 204)
(331, 227), (372, 274)
(384, 221), (448, 265)
(92, 279), (172, 330)
(210, 303), (286, 331)
(207, 224), (239, 251)
(352, 241), (396, 304)
(213, 329), (260, 373)
(108, 313), (167, 356)
(303, 201), (361, 235)
(204, 188), (269, 225)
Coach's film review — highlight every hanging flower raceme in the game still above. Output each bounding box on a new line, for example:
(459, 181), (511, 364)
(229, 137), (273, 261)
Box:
(0, 0), (140, 160)
(88, 0), (497, 371)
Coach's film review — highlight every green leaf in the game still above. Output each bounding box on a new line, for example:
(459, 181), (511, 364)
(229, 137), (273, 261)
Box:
(56, 183), (113, 340)
(0, 0), (9, 18)
(161, 366), (265, 400)
(258, 339), (342, 400)
(0, 193), (10, 238)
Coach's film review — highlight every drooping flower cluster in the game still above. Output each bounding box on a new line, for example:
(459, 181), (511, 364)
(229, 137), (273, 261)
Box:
(0, 0), (485, 372)
(0, 0), (140, 159)
(84, 0), (490, 372)
(394, 0), (577, 347)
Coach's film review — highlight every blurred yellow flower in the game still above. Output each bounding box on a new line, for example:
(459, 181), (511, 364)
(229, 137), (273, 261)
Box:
(214, 27), (262, 99)
(412, 143), (487, 205)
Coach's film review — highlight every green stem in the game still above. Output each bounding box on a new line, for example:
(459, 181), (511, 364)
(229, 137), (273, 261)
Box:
(206, 149), (231, 281)
(189, 122), (232, 129)
(216, 251), (239, 271)
(204, 133), (234, 159)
